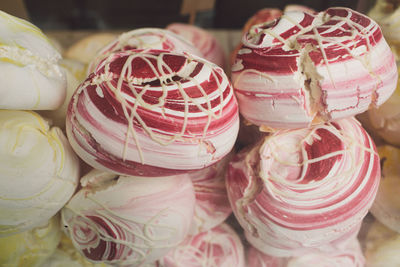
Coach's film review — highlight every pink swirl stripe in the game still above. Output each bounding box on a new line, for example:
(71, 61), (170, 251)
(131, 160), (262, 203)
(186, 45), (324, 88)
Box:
(226, 117), (380, 257)
(67, 49), (239, 176)
(160, 223), (245, 267)
(232, 7), (397, 130)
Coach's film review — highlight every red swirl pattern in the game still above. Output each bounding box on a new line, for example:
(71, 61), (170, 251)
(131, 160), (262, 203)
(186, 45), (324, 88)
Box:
(231, 7), (397, 130)
(226, 117), (380, 257)
(67, 49), (239, 176)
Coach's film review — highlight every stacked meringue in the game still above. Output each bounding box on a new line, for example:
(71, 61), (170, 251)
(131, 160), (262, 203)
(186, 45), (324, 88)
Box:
(58, 23), (242, 266)
(0, 10), (81, 266)
(229, 6), (397, 266)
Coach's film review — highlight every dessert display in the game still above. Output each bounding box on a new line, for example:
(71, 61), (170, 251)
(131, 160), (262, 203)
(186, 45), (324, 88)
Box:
(61, 169), (196, 266)
(87, 28), (203, 73)
(67, 48), (239, 176)
(226, 117), (380, 256)
(0, 110), (79, 237)
(0, 215), (61, 267)
(2, 2), (400, 266)
(159, 223), (245, 267)
(0, 10), (67, 110)
(231, 7), (397, 130)
(188, 152), (233, 235)
(364, 220), (400, 267)
(370, 145), (400, 233)
(166, 23), (226, 68)
(64, 32), (118, 64)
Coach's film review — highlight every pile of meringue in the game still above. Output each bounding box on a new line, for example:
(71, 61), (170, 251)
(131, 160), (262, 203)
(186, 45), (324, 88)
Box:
(1, 3), (400, 267)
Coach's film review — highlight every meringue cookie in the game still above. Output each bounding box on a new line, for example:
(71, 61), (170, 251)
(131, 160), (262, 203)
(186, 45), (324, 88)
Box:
(61, 169), (196, 266)
(189, 152), (233, 235)
(365, 220), (400, 267)
(370, 145), (400, 233)
(40, 58), (86, 129)
(0, 110), (80, 236)
(87, 28), (203, 73)
(64, 32), (118, 64)
(160, 223), (245, 267)
(166, 23), (226, 68)
(0, 215), (61, 267)
(67, 49), (239, 176)
(0, 10), (67, 110)
(232, 7), (397, 130)
(226, 117), (380, 257)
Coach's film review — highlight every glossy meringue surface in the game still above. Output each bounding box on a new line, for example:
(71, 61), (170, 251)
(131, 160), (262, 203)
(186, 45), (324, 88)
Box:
(232, 7), (397, 130)
(61, 169), (196, 266)
(226, 117), (380, 256)
(67, 49), (239, 176)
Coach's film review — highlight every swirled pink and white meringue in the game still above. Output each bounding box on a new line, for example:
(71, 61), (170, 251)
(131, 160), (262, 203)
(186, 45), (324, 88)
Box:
(160, 223), (245, 267)
(0, 110), (79, 237)
(189, 152), (233, 235)
(88, 28), (202, 73)
(67, 49), (239, 176)
(226, 117), (380, 257)
(231, 7), (397, 130)
(166, 23), (226, 68)
(0, 10), (67, 110)
(61, 169), (196, 266)
(247, 237), (364, 267)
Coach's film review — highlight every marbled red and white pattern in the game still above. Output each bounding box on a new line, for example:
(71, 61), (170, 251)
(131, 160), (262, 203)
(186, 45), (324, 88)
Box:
(189, 152), (233, 235)
(61, 170), (196, 266)
(232, 7), (397, 130)
(166, 23), (226, 68)
(67, 49), (239, 176)
(226, 117), (380, 257)
(247, 238), (364, 267)
(160, 223), (245, 267)
(88, 28), (203, 73)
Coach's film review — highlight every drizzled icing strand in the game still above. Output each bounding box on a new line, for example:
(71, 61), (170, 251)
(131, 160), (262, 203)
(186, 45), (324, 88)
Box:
(61, 170), (195, 266)
(231, 7), (397, 130)
(226, 117), (380, 257)
(87, 28), (203, 74)
(67, 48), (239, 176)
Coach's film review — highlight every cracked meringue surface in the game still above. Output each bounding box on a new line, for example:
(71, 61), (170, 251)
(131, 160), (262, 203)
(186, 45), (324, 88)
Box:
(61, 169), (195, 266)
(231, 7), (397, 130)
(0, 11), (67, 110)
(0, 110), (80, 237)
(67, 49), (239, 176)
(226, 117), (380, 257)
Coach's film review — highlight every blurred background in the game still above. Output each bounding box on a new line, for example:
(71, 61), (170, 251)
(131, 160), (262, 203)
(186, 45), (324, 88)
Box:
(2, 0), (376, 30)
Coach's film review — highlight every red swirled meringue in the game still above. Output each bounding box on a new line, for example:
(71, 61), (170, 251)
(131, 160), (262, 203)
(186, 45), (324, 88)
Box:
(232, 7), (397, 130)
(67, 49), (239, 176)
(247, 238), (364, 267)
(61, 169), (196, 266)
(189, 152), (233, 235)
(226, 117), (380, 257)
(160, 223), (245, 267)
(166, 23), (226, 68)
(88, 28), (202, 73)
